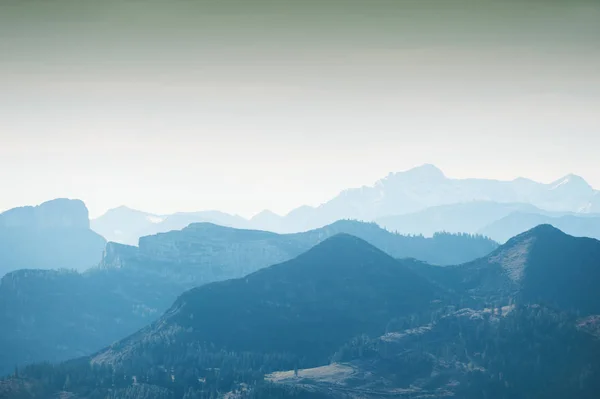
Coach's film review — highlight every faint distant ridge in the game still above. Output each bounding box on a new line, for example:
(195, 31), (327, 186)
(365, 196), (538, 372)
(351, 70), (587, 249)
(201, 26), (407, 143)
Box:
(90, 164), (600, 242)
(91, 206), (249, 245)
(277, 164), (599, 232)
(0, 199), (106, 277)
(91, 234), (442, 367)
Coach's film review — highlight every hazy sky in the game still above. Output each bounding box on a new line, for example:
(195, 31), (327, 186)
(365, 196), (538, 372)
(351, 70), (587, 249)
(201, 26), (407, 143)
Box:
(1, 0), (599, 218)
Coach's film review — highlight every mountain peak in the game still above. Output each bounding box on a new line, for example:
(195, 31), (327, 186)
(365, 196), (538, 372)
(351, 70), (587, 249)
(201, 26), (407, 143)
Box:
(405, 163), (445, 177)
(510, 223), (566, 243)
(306, 232), (375, 251)
(550, 174), (593, 191)
(457, 223), (600, 315)
(250, 209), (282, 220)
(413, 163), (443, 172)
(495, 224), (566, 259)
(383, 164), (446, 184)
(247, 233), (393, 276)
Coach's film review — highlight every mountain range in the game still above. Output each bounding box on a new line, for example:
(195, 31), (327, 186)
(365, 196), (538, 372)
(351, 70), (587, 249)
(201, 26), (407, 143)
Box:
(91, 165), (600, 244)
(2, 166), (600, 398)
(0, 199), (106, 277)
(0, 220), (495, 376)
(4, 225), (600, 398)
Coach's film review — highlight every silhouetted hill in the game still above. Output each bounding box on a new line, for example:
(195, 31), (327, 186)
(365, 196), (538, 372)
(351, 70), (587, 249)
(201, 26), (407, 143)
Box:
(0, 199), (106, 277)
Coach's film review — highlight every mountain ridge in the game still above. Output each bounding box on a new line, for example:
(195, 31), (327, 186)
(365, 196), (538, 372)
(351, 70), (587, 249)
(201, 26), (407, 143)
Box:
(91, 165), (600, 241)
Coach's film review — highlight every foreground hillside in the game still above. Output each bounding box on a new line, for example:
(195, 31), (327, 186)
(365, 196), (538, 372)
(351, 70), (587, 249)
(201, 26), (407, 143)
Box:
(4, 226), (600, 398)
(3, 235), (447, 398)
(261, 306), (600, 399)
(0, 220), (494, 375)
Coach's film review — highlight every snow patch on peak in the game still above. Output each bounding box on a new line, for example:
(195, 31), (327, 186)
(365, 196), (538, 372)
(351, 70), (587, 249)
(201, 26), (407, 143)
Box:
(550, 174), (592, 191)
(551, 177), (573, 190)
(146, 215), (164, 224)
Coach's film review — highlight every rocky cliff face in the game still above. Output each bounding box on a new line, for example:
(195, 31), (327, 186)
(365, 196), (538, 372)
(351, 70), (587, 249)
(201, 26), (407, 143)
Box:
(0, 199), (106, 277)
(102, 224), (302, 285)
(0, 198), (90, 230)
(100, 242), (139, 269)
(100, 220), (497, 285)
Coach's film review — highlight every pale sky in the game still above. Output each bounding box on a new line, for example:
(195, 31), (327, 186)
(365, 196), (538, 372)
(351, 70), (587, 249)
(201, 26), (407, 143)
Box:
(1, 0), (599, 218)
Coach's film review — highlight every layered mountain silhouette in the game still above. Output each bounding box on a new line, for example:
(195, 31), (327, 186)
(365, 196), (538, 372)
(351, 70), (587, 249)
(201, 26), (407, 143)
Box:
(106, 220), (497, 281)
(92, 165), (599, 244)
(92, 235), (442, 367)
(6, 226), (600, 399)
(0, 220), (494, 375)
(0, 199), (106, 277)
